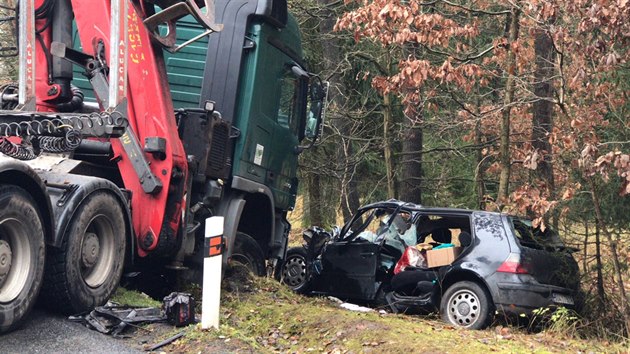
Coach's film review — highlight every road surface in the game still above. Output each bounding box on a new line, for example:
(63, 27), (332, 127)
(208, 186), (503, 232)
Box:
(1, 309), (139, 354)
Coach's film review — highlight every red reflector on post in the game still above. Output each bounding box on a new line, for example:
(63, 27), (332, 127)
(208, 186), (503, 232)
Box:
(497, 253), (528, 274)
(205, 235), (223, 257)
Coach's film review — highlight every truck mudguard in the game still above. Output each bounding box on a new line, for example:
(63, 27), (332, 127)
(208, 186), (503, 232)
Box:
(215, 191), (246, 268)
(36, 171), (134, 263)
(220, 176), (276, 261)
(0, 157), (54, 244)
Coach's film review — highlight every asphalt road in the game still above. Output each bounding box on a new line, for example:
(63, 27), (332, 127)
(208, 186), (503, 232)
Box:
(0, 309), (139, 354)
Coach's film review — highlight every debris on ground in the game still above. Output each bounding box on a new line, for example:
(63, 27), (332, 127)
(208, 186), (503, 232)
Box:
(70, 292), (196, 337)
(69, 304), (165, 337)
(339, 302), (374, 313)
(163, 292), (196, 327)
(145, 331), (185, 351)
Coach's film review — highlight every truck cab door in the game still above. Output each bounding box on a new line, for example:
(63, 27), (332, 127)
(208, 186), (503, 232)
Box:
(230, 20), (305, 210)
(268, 66), (306, 209)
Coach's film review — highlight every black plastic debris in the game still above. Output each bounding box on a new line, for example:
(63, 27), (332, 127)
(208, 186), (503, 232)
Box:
(163, 292), (196, 327)
(69, 304), (165, 337)
(69, 292), (196, 337)
(146, 331), (185, 351)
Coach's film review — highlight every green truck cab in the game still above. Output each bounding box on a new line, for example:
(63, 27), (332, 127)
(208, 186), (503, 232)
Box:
(192, 0), (325, 274)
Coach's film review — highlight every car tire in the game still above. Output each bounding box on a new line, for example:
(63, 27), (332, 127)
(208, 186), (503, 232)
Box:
(42, 192), (126, 314)
(440, 281), (494, 330)
(280, 247), (310, 294)
(0, 186), (46, 333)
(231, 232), (266, 276)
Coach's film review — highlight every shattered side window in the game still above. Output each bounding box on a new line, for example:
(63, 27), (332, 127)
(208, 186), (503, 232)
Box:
(345, 208), (415, 245)
(343, 208), (374, 240)
(510, 218), (566, 250)
(387, 211), (416, 246)
(349, 208), (392, 242)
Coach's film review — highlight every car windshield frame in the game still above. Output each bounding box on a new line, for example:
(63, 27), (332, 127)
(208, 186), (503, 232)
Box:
(340, 203), (416, 242)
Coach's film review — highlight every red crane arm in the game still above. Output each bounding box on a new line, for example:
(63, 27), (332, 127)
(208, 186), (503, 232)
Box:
(34, 0), (188, 257)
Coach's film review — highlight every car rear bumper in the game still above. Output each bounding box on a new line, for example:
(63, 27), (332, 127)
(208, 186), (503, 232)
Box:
(495, 282), (575, 315)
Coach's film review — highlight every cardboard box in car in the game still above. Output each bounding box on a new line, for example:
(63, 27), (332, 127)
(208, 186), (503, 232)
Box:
(426, 247), (462, 268)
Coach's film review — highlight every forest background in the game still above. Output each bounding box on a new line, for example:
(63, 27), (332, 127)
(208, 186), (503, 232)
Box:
(0, 0), (628, 340)
(290, 0), (630, 339)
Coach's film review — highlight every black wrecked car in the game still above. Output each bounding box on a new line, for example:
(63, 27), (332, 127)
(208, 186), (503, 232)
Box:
(281, 200), (580, 329)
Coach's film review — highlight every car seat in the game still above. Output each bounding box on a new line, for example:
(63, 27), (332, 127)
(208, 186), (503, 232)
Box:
(458, 231), (472, 247)
(431, 228), (452, 244)
(390, 269), (438, 296)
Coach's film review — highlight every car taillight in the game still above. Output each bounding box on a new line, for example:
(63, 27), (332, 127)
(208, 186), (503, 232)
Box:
(497, 253), (529, 274)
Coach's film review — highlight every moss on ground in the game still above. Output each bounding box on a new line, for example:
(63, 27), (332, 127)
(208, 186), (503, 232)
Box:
(111, 287), (162, 308)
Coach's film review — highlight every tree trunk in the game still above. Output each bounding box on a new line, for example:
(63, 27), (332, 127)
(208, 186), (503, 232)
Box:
(532, 20), (556, 193)
(317, 0), (360, 222)
(307, 171), (323, 226)
(383, 93), (395, 198)
(594, 220), (606, 311)
(473, 89), (486, 209)
(582, 219), (588, 273)
(468, 10), (486, 210)
(589, 177), (629, 329)
(497, 7), (520, 206)
(474, 118), (486, 209)
(400, 117), (423, 204)
(339, 138), (361, 222)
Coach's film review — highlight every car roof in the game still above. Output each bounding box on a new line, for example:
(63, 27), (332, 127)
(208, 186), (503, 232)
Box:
(357, 199), (503, 216)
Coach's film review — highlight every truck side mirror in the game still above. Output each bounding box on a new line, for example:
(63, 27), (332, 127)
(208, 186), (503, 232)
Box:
(304, 79), (327, 140)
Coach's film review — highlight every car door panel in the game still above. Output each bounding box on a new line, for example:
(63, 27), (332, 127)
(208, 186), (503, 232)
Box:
(311, 241), (379, 300)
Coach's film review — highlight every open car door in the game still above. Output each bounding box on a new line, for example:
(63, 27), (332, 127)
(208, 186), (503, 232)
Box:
(310, 240), (380, 300)
(309, 203), (412, 301)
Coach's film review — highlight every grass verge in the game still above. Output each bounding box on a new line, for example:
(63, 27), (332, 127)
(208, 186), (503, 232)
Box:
(160, 268), (627, 353)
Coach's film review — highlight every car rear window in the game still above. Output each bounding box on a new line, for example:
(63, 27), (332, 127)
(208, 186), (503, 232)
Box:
(509, 217), (566, 251)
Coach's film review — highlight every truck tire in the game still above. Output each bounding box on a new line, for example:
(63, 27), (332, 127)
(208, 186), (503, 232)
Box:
(231, 232), (265, 276)
(42, 192), (126, 314)
(0, 186), (45, 333)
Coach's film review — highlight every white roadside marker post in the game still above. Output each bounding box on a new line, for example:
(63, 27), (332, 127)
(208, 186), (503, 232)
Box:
(202, 216), (224, 329)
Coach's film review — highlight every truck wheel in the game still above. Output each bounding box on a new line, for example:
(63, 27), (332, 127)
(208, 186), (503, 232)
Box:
(0, 186), (45, 333)
(230, 232), (265, 276)
(440, 281), (494, 330)
(43, 192), (126, 314)
(281, 247), (310, 293)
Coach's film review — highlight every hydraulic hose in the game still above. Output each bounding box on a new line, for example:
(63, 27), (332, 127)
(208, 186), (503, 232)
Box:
(56, 85), (84, 112)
